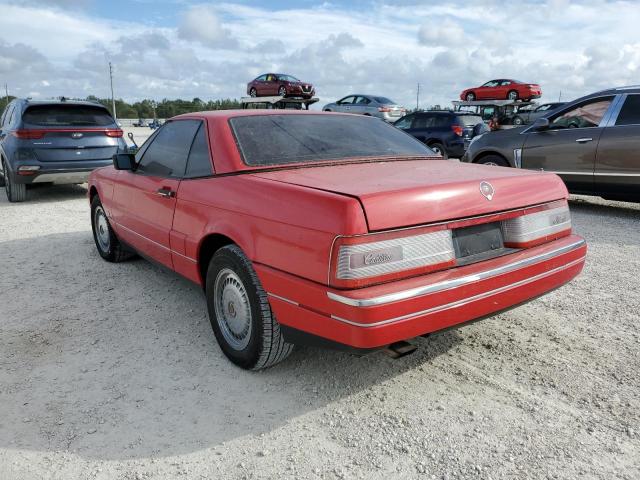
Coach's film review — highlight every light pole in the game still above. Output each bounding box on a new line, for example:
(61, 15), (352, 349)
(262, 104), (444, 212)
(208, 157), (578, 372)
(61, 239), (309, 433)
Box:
(109, 62), (117, 120)
(416, 83), (420, 110)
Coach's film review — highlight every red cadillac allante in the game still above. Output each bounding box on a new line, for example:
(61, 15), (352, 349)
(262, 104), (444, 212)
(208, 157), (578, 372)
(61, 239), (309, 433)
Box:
(88, 111), (586, 370)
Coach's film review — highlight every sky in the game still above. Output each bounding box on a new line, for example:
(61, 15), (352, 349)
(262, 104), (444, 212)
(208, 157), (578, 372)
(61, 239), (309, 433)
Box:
(0, 0), (639, 110)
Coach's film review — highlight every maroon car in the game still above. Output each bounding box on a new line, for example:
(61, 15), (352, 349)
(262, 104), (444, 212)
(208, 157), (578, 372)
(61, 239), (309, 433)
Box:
(247, 73), (315, 99)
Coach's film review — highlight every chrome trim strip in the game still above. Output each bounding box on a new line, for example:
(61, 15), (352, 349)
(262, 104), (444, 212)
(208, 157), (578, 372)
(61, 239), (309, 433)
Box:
(115, 222), (198, 263)
(327, 238), (585, 307)
(267, 293), (299, 306)
(547, 171), (593, 176)
(330, 256), (585, 327)
(593, 172), (640, 177)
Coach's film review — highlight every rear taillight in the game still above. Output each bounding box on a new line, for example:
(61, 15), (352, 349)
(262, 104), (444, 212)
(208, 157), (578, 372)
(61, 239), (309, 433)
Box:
(12, 129), (45, 140)
(17, 165), (40, 176)
(105, 129), (123, 137)
(451, 125), (463, 136)
(502, 203), (571, 248)
(331, 229), (455, 288)
(378, 107), (392, 112)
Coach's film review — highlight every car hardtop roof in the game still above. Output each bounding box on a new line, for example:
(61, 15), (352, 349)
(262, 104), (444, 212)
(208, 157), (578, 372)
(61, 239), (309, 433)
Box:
(19, 98), (107, 107)
(172, 109), (355, 121)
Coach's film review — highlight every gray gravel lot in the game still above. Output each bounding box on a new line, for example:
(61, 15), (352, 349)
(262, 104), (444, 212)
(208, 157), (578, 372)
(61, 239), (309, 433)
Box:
(0, 185), (638, 480)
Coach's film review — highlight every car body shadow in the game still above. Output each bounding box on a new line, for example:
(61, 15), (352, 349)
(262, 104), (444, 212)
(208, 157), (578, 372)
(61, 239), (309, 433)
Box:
(0, 184), (88, 205)
(0, 231), (462, 461)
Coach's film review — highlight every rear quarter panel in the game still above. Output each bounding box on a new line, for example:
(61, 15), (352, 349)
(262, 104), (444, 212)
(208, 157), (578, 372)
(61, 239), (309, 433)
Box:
(172, 175), (368, 285)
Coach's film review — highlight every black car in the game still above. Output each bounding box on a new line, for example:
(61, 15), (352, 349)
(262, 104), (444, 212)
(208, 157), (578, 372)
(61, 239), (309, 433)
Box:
(394, 111), (487, 158)
(462, 86), (640, 202)
(0, 98), (126, 202)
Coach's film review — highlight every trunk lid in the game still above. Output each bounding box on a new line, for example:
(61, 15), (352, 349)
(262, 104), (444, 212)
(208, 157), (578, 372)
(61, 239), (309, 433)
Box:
(26, 130), (121, 162)
(253, 160), (567, 231)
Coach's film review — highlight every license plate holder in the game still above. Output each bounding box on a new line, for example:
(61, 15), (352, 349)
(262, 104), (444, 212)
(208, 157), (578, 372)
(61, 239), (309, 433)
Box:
(453, 222), (507, 265)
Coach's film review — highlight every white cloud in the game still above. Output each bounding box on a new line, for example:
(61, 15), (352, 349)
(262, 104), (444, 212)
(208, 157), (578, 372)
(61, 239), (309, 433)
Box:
(0, 0), (638, 109)
(177, 4), (238, 49)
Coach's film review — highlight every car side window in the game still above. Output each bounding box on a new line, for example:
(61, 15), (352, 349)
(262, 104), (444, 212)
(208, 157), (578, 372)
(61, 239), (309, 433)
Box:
(184, 123), (213, 178)
(394, 114), (414, 129)
(136, 120), (201, 178)
(338, 96), (356, 105)
(0, 104), (9, 127)
(500, 81), (511, 86)
(266, 74), (275, 82)
(355, 96), (371, 105)
(412, 115), (434, 129)
(256, 75), (267, 81)
(549, 97), (613, 130)
(483, 81), (499, 87)
(614, 95), (640, 126)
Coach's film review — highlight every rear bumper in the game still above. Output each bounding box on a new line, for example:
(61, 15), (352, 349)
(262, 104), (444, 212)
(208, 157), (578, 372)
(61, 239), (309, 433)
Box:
(257, 235), (586, 349)
(10, 160), (112, 184)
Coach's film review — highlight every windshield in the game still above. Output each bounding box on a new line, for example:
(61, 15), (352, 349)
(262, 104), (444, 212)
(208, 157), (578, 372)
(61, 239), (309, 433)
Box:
(278, 75), (300, 82)
(229, 114), (433, 166)
(373, 97), (395, 105)
(23, 105), (114, 127)
(458, 115), (483, 126)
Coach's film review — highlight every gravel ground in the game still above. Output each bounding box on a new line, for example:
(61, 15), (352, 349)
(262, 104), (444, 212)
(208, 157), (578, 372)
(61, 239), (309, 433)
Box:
(0, 185), (638, 480)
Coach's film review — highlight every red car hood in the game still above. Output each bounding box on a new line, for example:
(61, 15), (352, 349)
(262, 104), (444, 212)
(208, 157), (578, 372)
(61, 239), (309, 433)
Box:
(253, 160), (567, 231)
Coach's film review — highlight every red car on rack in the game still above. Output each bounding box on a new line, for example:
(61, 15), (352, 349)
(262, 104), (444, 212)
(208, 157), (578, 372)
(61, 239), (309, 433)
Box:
(88, 110), (586, 370)
(461, 79), (542, 101)
(247, 73), (315, 98)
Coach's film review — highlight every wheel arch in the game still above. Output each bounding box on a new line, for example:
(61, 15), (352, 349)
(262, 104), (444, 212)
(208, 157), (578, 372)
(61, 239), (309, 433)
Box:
(472, 150), (512, 167)
(197, 232), (240, 288)
(89, 185), (99, 203)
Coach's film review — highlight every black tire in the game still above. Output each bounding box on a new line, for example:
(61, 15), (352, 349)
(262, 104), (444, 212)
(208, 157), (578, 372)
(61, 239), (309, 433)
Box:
(507, 90), (518, 101)
(513, 116), (524, 126)
(3, 160), (26, 202)
(278, 86), (287, 97)
(465, 92), (476, 101)
(0, 159), (5, 188)
(476, 154), (509, 167)
(91, 195), (135, 262)
(324, 109), (332, 112)
(249, 88), (257, 97)
(206, 245), (293, 370)
(429, 142), (448, 159)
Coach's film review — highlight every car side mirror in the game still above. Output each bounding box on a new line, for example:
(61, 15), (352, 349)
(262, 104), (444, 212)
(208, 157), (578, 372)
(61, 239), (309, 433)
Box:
(532, 117), (550, 131)
(113, 153), (135, 171)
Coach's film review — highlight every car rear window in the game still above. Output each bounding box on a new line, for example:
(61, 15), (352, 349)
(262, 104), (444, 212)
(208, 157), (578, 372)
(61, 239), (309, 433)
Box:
(22, 105), (114, 127)
(373, 97), (395, 104)
(457, 115), (483, 126)
(230, 114), (432, 166)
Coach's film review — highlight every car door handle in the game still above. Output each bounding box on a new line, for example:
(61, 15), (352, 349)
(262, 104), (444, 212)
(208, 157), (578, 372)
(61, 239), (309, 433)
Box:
(575, 137), (593, 143)
(156, 187), (175, 198)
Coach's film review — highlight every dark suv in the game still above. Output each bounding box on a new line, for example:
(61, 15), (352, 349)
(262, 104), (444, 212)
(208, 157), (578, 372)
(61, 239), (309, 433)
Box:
(0, 98), (126, 202)
(462, 86), (640, 202)
(393, 111), (487, 158)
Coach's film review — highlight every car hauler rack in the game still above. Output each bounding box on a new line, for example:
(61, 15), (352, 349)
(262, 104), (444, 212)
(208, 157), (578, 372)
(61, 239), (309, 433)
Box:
(452, 99), (537, 129)
(240, 96), (320, 110)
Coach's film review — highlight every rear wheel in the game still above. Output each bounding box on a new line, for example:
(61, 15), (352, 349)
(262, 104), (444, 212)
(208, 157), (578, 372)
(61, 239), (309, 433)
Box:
(3, 160), (26, 202)
(278, 86), (287, 97)
(91, 196), (135, 262)
(206, 245), (293, 370)
(507, 90), (518, 101)
(477, 154), (509, 167)
(465, 92), (476, 101)
(513, 116), (524, 126)
(429, 142), (448, 159)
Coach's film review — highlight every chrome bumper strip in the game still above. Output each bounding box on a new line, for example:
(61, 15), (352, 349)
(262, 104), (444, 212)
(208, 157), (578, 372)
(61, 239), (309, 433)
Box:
(327, 238), (586, 307)
(330, 256), (585, 328)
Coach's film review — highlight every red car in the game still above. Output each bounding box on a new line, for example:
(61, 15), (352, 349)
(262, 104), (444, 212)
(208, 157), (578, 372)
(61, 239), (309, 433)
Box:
(460, 79), (542, 101)
(88, 111), (586, 370)
(247, 73), (315, 99)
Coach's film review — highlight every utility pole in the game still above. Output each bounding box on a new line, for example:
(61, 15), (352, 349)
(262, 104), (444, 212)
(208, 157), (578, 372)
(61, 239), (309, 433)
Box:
(109, 62), (117, 120)
(558, 90), (562, 102)
(416, 83), (420, 110)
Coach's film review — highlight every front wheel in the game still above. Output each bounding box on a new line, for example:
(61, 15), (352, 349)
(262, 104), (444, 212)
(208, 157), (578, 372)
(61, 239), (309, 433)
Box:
(477, 154), (509, 167)
(513, 116), (524, 126)
(249, 88), (257, 97)
(429, 142), (448, 159)
(3, 160), (26, 202)
(206, 245), (293, 370)
(91, 196), (135, 262)
(465, 92), (476, 101)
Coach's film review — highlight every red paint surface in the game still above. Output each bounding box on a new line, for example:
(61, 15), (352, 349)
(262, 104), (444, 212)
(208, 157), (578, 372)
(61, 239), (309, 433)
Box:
(89, 110), (586, 348)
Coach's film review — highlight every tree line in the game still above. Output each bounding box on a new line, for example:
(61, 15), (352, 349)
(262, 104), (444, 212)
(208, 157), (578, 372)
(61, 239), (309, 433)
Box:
(1, 95), (242, 119)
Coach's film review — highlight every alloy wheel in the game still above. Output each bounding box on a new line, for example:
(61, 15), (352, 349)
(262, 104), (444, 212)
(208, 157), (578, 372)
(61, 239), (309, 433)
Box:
(214, 268), (252, 351)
